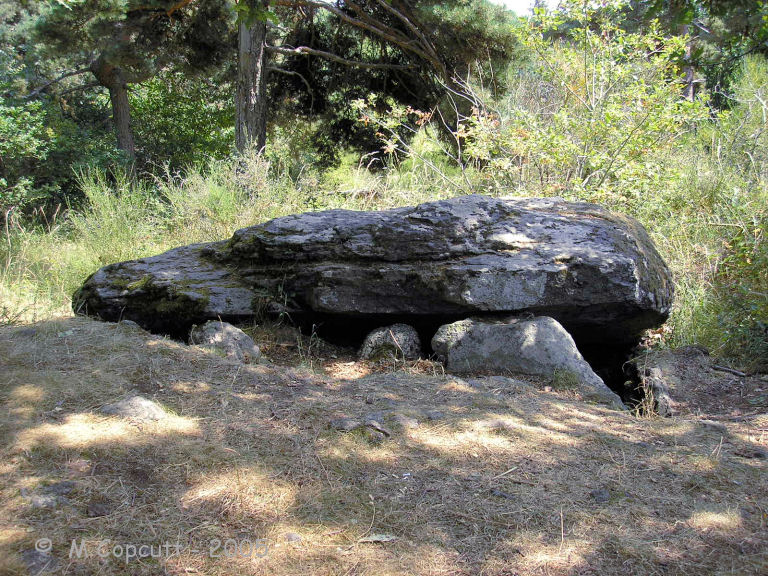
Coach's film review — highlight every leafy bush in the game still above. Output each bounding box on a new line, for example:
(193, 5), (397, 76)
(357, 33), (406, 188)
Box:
(0, 50), (121, 216)
(131, 71), (234, 171)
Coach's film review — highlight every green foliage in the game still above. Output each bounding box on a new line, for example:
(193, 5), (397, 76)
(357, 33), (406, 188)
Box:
(623, 0), (768, 102)
(692, 56), (768, 365)
(0, 49), (118, 214)
(460, 10), (708, 207)
(0, 98), (50, 211)
(131, 71), (234, 170)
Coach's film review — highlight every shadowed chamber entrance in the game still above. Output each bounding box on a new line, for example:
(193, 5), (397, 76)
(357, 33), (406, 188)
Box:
(294, 311), (645, 404)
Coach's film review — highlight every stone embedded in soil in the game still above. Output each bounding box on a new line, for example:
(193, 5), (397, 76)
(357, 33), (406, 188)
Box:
(329, 417), (362, 432)
(363, 419), (391, 437)
(590, 488), (611, 503)
(101, 395), (167, 421)
(86, 499), (113, 518)
(72, 195), (673, 355)
(41, 481), (75, 496)
(393, 414), (420, 429)
(283, 532), (302, 543)
(21, 490), (64, 509)
(359, 323), (421, 360)
(189, 320), (261, 364)
(21, 550), (59, 574)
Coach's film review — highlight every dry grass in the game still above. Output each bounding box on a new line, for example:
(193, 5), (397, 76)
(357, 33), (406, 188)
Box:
(1, 317), (766, 575)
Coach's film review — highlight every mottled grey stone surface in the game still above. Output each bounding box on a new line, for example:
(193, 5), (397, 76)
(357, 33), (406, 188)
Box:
(101, 395), (167, 421)
(432, 316), (625, 409)
(73, 195), (673, 347)
(189, 320), (261, 364)
(359, 323), (422, 360)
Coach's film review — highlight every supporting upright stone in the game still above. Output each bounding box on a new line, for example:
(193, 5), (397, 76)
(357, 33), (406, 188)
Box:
(432, 316), (625, 409)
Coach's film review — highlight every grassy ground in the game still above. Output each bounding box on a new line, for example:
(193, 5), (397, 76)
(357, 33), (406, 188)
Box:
(1, 316), (766, 575)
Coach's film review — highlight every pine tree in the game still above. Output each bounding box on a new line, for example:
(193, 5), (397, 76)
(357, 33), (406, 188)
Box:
(33, 0), (232, 164)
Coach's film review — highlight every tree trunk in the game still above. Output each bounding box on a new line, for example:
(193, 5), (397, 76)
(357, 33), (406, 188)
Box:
(108, 76), (136, 158)
(90, 57), (137, 167)
(681, 24), (695, 102)
(236, 0), (269, 152)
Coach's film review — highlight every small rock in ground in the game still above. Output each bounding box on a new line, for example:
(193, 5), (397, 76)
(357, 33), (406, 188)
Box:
(283, 532), (302, 543)
(424, 410), (445, 421)
(22, 549), (59, 574)
(627, 347), (714, 417)
(329, 417), (362, 432)
(699, 419), (727, 432)
(66, 458), (91, 477)
(363, 410), (387, 422)
(189, 320), (261, 364)
(86, 499), (112, 518)
(393, 414), (419, 429)
(42, 481), (75, 496)
(101, 395), (167, 421)
(590, 488), (611, 503)
(734, 446), (768, 459)
(21, 490), (62, 509)
(491, 489), (514, 499)
(359, 324), (421, 360)
(364, 419), (391, 437)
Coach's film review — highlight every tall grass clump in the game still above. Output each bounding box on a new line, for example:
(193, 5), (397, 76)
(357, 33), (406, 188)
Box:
(0, 154), (295, 322)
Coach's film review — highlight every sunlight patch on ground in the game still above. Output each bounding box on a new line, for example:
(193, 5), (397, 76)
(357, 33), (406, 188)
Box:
(8, 384), (45, 403)
(182, 468), (297, 520)
(688, 508), (742, 532)
(7, 384), (45, 419)
(0, 527), (25, 551)
(170, 380), (212, 393)
(15, 412), (200, 450)
(525, 544), (588, 571)
(437, 379), (479, 393)
(324, 361), (372, 380)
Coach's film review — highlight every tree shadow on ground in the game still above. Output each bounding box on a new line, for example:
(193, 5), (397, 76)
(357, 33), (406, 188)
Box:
(1, 317), (766, 575)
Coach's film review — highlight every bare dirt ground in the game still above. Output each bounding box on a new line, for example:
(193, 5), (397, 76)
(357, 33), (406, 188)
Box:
(1, 317), (766, 575)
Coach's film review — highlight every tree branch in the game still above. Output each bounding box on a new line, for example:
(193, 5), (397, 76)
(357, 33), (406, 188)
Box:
(267, 66), (314, 108)
(272, 0), (445, 77)
(26, 67), (92, 99)
(166, 0), (196, 18)
(266, 44), (413, 69)
(371, 0), (441, 67)
(57, 82), (102, 97)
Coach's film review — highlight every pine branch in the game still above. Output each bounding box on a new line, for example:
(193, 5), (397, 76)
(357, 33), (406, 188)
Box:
(267, 66), (314, 108)
(266, 44), (413, 70)
(26, 67), (92, 99)
(57, 82), (102, 97)
(272, 0), (445, 77)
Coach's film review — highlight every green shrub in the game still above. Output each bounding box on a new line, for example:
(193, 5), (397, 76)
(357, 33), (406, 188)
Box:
(131, 71), (234, 171)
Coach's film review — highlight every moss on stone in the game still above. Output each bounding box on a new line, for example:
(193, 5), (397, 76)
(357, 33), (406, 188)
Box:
(126, 275), (153, 292)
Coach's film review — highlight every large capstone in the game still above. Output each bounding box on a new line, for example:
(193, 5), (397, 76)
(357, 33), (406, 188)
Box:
(73, 195), (673, 352)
